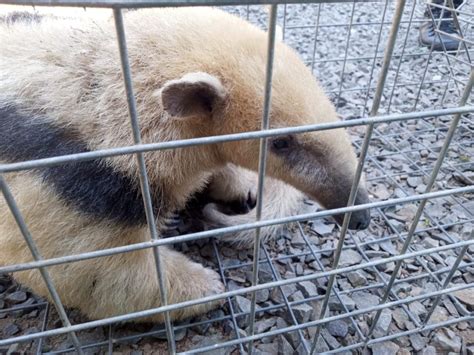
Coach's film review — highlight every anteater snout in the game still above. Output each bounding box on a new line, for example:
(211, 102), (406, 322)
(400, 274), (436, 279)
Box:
(331, 188), (371, 230)
(348, 188), (371, 230)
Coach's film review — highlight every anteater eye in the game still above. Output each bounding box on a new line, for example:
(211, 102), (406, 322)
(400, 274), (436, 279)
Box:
(271, 137), (292, 152)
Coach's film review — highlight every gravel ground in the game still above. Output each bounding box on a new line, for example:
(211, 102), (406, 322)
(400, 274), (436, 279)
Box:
(1, 1), (473, 354)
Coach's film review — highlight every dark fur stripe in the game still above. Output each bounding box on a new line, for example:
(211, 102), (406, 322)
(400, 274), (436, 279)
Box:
(0, 104), (155, 225)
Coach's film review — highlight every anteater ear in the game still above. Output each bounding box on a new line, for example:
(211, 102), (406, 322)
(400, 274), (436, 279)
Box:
(158, 72), (227, 119)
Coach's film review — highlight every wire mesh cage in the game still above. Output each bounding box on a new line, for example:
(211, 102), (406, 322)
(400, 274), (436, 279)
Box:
(0, 0), (472, 354)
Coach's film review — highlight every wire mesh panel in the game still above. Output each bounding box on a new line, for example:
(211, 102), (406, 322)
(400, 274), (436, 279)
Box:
(0, 0), (472, 354)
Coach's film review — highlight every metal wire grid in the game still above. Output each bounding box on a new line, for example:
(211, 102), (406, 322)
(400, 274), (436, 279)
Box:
(0, 0), (472, 354)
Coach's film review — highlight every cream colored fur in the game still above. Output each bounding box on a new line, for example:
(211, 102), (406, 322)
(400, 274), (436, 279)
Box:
(205, 164), (305, 246)
(0, 7), (363, 323)
(0, 171), (223, 322)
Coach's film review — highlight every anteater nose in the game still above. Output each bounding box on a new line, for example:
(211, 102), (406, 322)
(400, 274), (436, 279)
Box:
(348, 209), (371, 230)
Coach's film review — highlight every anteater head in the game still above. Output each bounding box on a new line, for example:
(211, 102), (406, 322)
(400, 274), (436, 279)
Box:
(151, 9), (370, 230)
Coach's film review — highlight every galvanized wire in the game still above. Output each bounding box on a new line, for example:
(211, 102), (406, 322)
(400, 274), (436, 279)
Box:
(113, 9), (176, 353)
(0, 1), (472, 353)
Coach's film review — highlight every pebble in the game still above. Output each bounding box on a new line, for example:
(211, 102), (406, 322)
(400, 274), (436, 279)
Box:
(338, 249), (362, 267)
(310, 220), (335, 236)
(278, 334), (295, 354)
(271, 284), (296, 304)
(296, 281), (317, 297)
(286, 328), (304, 349)
(452, 289), (474, 311)
(289, 290), (305, 302)
(321, 328), (341, 350)
(427, 306), (449, 324)
(369, 340), (399, 355)
(420, 345), (437, 355)
(379, 240), (397, 255)
(408, 301), (427, 318)
(256, 343), (278, 354)
(234, 296), (260, 328)
(352, 291), (379, 310)
(290, 232), (306, 247)
(291, 303), (313, 323)
(372, 308), (392, 337)
(3, 323), (20, 337)
(294, 342), (309, 355)
(310, 334), (330, 353)
(255, 288), (270, 304)
(423, 237), (439, 249)
(373, 184), (391, 200)
(5, 291), (27, 304)
(327, 320), (349, 338)
(253, 318), (276, 334)
(410, 332), (427, 351)
(190, 335), (231, 355)
(329, 294), (356, 311)
(347, 270), (368, 287)
(407, 176), (422, 188)
(433, 328), (462, 353)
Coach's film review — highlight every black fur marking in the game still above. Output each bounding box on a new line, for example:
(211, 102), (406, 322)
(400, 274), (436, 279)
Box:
(0, 104), (157, 226)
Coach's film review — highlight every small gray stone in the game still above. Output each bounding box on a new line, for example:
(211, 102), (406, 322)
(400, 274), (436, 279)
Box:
(295, 341), (310, 355)
(321, 328), (341, 350)
(369, 341), (399, 355)
(434, 328), (462, 353)
(379, 240), (397, 255)
(327, 320), (348, 338)
(423, 237), (439, 249)
(292, 303), (313, 323)
(372, 309), (392, 337)
(420, 345), (437, 355)
(408, 301), (427, 317)
(5, 291), (27, 304)
(347, 270), (368, 287)
(428, 306), (449, 324)
(407, 176), (422, 188)
(373, 184), (391, 200)
(255, 288), (270, 304)
(329, 294), (356, 311)
(307, 332), (329, 353)
(296, 281), (317, 297)
(191, 335), (231, 355)
(270, 284), (296, 304)
(352, 291), (379, 310)
(235, 295), (251, 314)
(453, 289), (474, 311)
(310, 220), (335, 236)
(291, 232), (306, 247)
(409, 332), (426, 351)
(339, 249), (362, 267)
(365, 250), (389, 258)
(256, 343), (278, 354)
(3, 323), (20, 337)
(310, 300), (328, 321)
(278, 334), (294, 355)
(253, 318), (276, 334)
(389, 219), (405, 233)
(395, 204), (417, 222)
(289, 291), (305, 302)
(234, 296), (260, 328)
